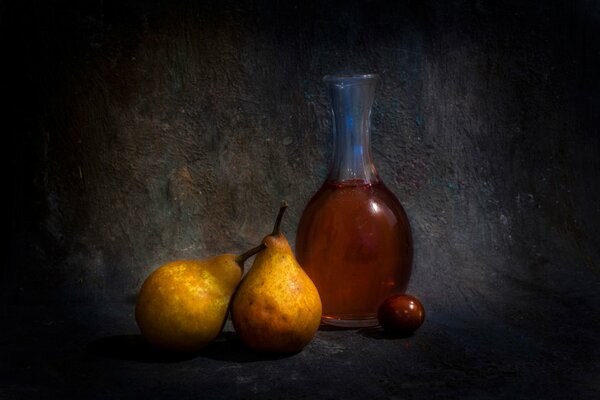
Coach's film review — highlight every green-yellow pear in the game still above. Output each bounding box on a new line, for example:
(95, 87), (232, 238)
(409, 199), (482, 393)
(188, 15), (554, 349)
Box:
(231, 202), (322, 353)
(135, 245), (264, 352)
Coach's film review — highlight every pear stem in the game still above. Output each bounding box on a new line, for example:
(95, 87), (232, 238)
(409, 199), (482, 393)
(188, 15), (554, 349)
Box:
(271, 201), (288, 236)
(234, 201), (288, 270)
(235, 243), (267, 270)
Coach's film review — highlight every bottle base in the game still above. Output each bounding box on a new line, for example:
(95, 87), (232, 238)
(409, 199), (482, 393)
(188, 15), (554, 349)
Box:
(321, 314), (378, 328)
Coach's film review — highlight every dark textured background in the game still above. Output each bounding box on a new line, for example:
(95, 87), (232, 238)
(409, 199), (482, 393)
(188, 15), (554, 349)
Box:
(2, 0), (600, 398)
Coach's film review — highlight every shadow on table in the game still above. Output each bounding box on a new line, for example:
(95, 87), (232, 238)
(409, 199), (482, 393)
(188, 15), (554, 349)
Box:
(317, 322), (414, 339)
(88, 335), (200, 363)
(357, 326), (414, 340)
(201, 333), (293, 362)
(88, 333), (293, 363)
(318, 323), (352, 331)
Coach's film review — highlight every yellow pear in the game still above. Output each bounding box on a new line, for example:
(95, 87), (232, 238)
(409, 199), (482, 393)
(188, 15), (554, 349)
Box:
(135, 245), (264, 352)
(231, 202), (322, 353)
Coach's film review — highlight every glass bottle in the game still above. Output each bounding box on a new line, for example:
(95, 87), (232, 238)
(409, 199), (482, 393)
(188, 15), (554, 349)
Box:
(296, 73), (413, 328)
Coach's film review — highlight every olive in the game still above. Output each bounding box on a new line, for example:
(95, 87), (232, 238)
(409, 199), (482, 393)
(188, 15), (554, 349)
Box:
(377, 294), (425, 335)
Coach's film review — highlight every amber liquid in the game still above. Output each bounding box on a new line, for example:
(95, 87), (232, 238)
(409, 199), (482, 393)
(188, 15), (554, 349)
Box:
(296, 179), (412, 327)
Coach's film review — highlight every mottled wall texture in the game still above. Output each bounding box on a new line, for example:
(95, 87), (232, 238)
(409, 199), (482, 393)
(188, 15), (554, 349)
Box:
(4, 0), (600, 322)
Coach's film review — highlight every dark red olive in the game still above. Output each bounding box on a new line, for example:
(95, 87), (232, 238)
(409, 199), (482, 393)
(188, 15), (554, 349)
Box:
(377, 294), (425, 335)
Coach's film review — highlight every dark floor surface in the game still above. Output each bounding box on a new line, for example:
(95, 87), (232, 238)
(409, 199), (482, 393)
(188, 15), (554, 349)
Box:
(2, 289), (599, 399)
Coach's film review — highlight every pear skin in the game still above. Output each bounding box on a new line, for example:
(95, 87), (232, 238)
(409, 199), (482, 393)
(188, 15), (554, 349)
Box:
(135, 246), (264, 352)
(231, 203), (322, 353)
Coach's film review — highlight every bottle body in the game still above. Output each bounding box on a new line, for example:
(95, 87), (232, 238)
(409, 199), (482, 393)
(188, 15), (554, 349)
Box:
(296, 180), (412, 327)
(296, 74), (412, 328)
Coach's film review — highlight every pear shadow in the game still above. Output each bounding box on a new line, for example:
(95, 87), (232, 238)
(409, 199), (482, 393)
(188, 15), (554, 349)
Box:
(201, 332), (297, 363)
(358, 326), (415, 340)
(87, 334), (201, 363)
(88, 333), (296, 364)
(124, 293), (138, 304)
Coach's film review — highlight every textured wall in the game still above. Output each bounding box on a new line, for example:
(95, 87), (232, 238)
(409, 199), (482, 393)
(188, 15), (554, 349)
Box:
(4, 0), (600, 324)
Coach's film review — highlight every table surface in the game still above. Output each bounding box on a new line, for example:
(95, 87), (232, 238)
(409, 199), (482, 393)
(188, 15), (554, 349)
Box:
(3, 294), (599, 400)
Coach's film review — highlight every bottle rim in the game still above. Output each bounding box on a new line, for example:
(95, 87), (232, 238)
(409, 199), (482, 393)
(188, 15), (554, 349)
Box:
(323, 73), (379, 86)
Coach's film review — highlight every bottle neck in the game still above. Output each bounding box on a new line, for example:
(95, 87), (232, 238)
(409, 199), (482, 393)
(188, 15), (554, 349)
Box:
(325, 75), (379, 185)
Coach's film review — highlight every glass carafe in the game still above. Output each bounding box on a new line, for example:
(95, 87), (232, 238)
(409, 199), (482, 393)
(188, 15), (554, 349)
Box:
(296, 73), (412, 328)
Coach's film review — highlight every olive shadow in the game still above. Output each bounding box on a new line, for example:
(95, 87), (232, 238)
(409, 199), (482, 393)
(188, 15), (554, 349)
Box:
(88, 332), (295, 363)
(357, 326), (415, 340)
